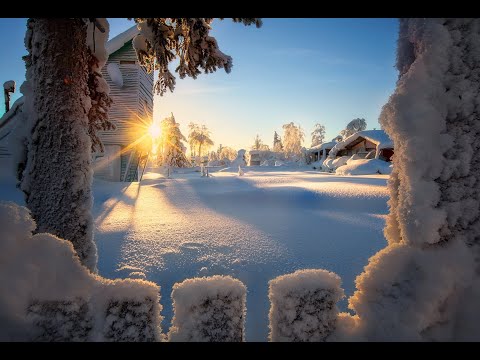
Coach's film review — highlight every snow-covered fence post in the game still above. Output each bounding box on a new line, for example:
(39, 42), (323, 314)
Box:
(168, 275), (247, 342)
(268, 269), (344, 342)
(93, 279), (164, 342)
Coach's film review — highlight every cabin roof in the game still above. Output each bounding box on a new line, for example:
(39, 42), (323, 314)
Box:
(106, 25), (140, 56)
(308, 140), (337, 153)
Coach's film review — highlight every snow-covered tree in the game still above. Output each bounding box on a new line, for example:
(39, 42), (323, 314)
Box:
(156, 113), (189, 167)
(187, 123), (214, 158)
(17, 18), (261, 271)
(282, 122), (304, 159)
(340, 118), (366, 139)
(311, 123), (326, 147)
(273, 131), (283, 152)
(345, 18), (480, 341)
(219, 146), (237, 161)
(251, 134), (269, 151)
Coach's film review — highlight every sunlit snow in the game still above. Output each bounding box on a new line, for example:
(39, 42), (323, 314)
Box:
(92, 166), (388, 340)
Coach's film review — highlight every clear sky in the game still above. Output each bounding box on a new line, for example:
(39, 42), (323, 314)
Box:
(0, 18), (399, 150)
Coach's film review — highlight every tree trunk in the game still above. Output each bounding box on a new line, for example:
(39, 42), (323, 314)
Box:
(198, 143), (202, 158)
(21, 18), (97, 271)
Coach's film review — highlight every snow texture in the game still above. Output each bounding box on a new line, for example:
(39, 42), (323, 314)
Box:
(0, 201), (163, 341)
(345, 18), (480, 341)
(336, 158), (392, 176)
(268, 269), (344, 342)
(106, 63), (123, 88)
(86, 18), (110, 69)
(348, 241), (474, 341)
(168, 275), (246, 342)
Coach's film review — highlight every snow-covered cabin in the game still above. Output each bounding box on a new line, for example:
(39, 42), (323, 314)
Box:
(329, 130), (394, 162)
(306, 140), (336, 164)
(94, 26), (154, 182)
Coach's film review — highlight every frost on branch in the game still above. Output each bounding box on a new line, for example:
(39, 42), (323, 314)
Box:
(130, 18), (261, 96)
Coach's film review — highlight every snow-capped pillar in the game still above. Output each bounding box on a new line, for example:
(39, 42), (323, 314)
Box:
(92, 279), (164, 342)
(268, 269), (344, 342)
(168, 276), (247, 342)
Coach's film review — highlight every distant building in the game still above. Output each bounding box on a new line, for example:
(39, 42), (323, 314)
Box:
(248, 150), (261, 166)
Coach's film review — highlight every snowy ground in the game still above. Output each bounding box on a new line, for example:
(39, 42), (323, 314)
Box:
(0, 164), (389, 341)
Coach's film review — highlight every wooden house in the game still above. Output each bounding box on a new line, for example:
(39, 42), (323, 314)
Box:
(93, 25), (154, 182)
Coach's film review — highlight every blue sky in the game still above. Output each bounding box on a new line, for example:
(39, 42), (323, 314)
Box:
(0, 18), (399, 150)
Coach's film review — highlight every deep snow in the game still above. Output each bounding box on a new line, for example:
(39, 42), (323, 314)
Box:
(0, 164), (388, 341)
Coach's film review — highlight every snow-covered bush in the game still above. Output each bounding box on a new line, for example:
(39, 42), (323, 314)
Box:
(230, 149), (247, 167)
(336, 158), (392, 176)
(268, 269), (344, 342)
(0, 201), (163, 342)
(168, 275), (247, 342)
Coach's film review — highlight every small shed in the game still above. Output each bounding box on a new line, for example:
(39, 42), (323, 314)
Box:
(248, 150), (261, 166)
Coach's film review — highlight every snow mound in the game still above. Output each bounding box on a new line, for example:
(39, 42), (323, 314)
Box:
(336, 159), (392, 176)
(268, 269), (344, 342)
(230, 149), (246, 167)
(169, 275), (247, 342)
(0, 201), (163, 341)
(348, 240), (474, 341)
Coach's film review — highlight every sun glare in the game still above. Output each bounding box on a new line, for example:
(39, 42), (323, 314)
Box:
(148, 123), (161, 140)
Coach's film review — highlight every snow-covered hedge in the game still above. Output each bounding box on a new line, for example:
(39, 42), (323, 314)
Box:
(268, 269), (344, 342)
(0, 201), (164, 341)
(168, 275), (247, 342)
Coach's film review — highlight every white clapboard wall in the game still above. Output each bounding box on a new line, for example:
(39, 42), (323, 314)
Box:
(99, 40), (154, 147)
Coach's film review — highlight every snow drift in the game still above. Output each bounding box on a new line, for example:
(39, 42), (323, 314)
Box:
(336, 159), (392, 176)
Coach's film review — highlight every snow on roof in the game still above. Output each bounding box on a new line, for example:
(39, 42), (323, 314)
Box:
(3, 80), (15, 91)
(308, 140), (337, 152)
(330, 130), (393, 157)
(106, 25), (140, 55)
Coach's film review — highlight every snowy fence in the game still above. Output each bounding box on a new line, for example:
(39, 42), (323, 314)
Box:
(26, 284), (163, 342)
(168, 275), (247, 342)
(268, 269), (344, 342)
(0, 201), (164, 342)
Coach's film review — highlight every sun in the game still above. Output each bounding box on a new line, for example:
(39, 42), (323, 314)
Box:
(148, 123), (161, 140)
